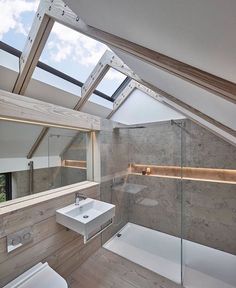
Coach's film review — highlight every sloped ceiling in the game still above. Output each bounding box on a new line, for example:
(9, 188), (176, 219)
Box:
(112, 48), (236, 130)
(64, 0), (236, 132)
(0, 120), (78, 158)
(65, 0), (236, 83)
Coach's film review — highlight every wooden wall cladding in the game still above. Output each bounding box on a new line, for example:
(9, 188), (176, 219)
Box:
(0, 184), (101, 287)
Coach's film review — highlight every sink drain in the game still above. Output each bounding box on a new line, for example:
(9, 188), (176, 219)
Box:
(83, 215), (89, 219)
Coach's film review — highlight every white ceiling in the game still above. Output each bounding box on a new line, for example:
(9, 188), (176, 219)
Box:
(0, 121), (42, 158)
(65, 0), (236, 83)
(64, 0), (236, 140)
(113, 48), (236, 130)
(0, 120), (78, 158)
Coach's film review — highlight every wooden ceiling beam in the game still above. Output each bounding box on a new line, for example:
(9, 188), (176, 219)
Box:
(13, 1), (54, 94)
(30, 0), (236, 104)
(73, 52), (110, 110)
(0, 89), (101, 157)
(0, 89), (101, 130)
(27, 127), (49, 159)
(73, 50), (139, 110)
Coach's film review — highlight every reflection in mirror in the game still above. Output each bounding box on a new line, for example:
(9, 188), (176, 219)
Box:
(48, 132), (87, 189)
(0, 120), (88, 203)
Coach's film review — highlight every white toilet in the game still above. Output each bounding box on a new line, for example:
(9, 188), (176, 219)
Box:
(4, 262), (68, 288)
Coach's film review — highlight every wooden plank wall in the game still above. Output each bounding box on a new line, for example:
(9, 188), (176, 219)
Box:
(0, 184), (101, 287)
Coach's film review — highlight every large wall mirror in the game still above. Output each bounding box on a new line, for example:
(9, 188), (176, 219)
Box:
(0, 120), (89, 203)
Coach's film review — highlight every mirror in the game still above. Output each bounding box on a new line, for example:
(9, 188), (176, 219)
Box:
(0, 120), (88, 203)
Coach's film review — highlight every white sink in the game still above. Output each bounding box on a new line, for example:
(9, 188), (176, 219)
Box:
(56, 198), (115, 242)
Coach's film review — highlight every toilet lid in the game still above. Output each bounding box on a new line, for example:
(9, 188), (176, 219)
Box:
(4, 262), (68, 288)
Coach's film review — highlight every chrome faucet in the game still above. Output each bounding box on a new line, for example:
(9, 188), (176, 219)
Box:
(75, 192), (87, 205)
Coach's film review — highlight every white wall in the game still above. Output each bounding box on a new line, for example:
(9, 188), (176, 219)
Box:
(111, 89), (184, 124)
(0, 120), (78, 173)
(0, 156), (61, 173)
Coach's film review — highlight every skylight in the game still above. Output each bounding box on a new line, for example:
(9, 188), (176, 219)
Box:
(96, 68), (127, 97)
(40, 22), (109, 83)
(0, 0), (39, 50)
(0, 0), (129, 109)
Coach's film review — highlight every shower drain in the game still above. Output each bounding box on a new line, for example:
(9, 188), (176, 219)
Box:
(83, 215), (89, 219)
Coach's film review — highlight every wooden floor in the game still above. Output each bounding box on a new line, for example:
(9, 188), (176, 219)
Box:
(67, 248), (182, 288)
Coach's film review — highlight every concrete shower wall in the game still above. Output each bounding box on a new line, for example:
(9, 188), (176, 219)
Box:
(127, 119), (236, 254)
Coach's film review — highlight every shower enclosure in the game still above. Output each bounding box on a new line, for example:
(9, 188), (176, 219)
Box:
(181, 120), (236, 288)
(101, 119), (236, 288)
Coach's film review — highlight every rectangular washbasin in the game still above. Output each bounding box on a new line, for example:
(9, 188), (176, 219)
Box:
(56, 198), (115, 242)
